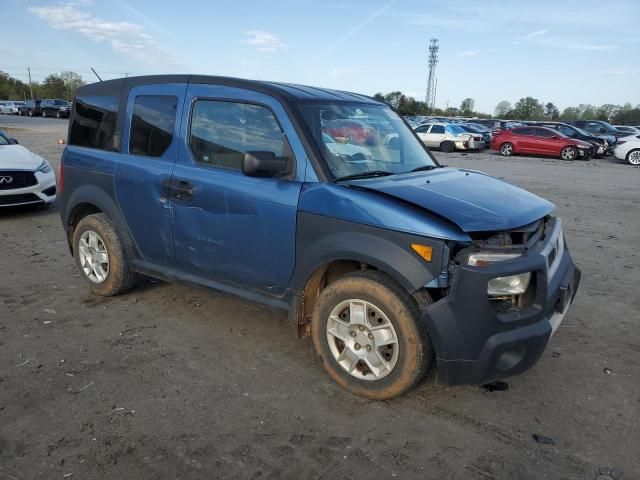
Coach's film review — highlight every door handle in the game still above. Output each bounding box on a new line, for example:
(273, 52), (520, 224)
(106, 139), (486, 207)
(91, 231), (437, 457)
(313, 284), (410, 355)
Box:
(163, 179), (194, 201)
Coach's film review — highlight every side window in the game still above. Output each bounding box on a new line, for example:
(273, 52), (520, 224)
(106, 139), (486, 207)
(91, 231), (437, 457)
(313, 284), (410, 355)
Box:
(512, 128), (532, 136)
(415, 125), (429, 133)
(189, 100), (284, 170)
(558, 126), (574, 136)
(535, 128), (554, 137)
(69, 95), (119, 151)
(429, 125), (445, 134)
(129, 95), (178, 157)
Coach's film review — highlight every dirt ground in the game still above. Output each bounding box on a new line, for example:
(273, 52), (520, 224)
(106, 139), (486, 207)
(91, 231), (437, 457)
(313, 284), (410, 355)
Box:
(1, 116), (639, 480)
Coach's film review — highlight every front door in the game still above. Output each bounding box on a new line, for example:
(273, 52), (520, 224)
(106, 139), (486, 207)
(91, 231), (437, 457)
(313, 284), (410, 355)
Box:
(114, 83), (187, 264)
(171, 84), (306, 297)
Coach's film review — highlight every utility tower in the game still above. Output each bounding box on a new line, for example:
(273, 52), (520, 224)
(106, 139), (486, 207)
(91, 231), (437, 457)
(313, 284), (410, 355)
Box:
(425, 38), (439, 110)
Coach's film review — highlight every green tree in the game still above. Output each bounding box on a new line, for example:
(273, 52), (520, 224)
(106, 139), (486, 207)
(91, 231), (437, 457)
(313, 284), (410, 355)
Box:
(511, 97), (545, 120)
(612, 108), (640, 125)
(40, 74), (67, 99)
(596, 104), (620, 122)
(60, 71), (85, 100)
(494, 100), (512, 118)
(459, 97), (475, 116)
(545, 102), (560, 120)
(559, 107), (580, 121)
(577, 104), (598, 120)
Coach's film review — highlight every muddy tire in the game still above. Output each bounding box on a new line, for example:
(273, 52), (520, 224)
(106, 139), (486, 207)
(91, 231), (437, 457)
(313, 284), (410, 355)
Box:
(440, 141), (455, 153)
(311, 270), (432, 399)
(72, 213), (136, 296)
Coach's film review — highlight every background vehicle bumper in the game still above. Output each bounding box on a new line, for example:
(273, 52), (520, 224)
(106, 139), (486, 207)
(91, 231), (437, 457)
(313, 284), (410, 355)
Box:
(421, 228), (581, 386)
(0, 170), (57, 207)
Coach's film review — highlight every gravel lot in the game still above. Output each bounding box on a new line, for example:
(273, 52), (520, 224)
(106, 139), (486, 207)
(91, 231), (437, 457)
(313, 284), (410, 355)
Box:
(1, 116), (639, 480)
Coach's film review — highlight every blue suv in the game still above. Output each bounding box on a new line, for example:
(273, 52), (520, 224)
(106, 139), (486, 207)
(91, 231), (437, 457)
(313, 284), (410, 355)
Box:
(59, 75), (580, 399)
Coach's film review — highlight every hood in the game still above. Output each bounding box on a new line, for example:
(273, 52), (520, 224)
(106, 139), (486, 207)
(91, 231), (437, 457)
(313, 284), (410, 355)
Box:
(346, 168), (554, 232)
(0, 145), (44, 171)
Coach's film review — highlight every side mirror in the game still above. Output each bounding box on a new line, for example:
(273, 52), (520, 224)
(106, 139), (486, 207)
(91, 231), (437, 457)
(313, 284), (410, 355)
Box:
(9, 137), (18, 144)
(243, 151), (292, 178)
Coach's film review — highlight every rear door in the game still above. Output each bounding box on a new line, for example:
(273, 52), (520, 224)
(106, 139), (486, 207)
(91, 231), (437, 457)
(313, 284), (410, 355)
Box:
(114, 83), (187, 264)
(171, 83), (306, 296)
(425, 124), (446, 147)
(511, 128), (536, 153)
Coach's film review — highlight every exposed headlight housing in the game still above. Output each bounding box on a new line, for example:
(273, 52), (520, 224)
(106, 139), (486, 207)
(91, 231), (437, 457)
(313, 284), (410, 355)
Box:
(467, 252), (532, 296)
(467, 252), (521, 267)
(487, 272), (531, 296)
(36, 159), (52, 174)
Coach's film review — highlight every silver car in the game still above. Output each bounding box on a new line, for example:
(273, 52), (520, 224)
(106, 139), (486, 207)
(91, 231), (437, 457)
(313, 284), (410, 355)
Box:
(414, 122), (485, 153)
(0, 101), (24, 115)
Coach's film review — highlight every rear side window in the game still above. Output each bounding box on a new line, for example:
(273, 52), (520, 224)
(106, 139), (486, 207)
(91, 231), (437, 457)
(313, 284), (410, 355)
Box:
(69, 96), (119, 151)
(189, 100), (284, 170)
(429, 125), (445, 134)
(129, 95), (178, 157)
(512, 127), (533, 136)
(535, 128), (554, 137)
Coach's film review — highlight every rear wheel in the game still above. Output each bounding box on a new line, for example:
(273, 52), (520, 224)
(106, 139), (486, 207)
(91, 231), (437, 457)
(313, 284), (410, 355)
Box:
(560, 146), (577, 161)
(627, 149), (640, 165)
(500, 142), (514, 156)
(72, 213), (136, 296)
(440, 141), (455, 153)
(56, 111), (61, 119)
(28, 110), (33, 117)
(311, 270), (432, 399)
(42, 110), (47, 118)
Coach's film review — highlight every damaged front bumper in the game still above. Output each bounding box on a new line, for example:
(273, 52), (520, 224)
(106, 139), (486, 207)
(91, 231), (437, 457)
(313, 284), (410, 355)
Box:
(422, 218), (581, 386)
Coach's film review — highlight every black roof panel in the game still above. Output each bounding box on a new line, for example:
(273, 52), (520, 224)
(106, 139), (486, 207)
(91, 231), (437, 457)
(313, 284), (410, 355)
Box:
(76, 74), (382, 105)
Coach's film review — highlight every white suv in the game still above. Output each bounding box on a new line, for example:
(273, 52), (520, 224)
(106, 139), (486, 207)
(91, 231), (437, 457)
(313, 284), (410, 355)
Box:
(414, 122), (485, 152)
(0, 101), (24, 115)
(0, 131), (57, 207)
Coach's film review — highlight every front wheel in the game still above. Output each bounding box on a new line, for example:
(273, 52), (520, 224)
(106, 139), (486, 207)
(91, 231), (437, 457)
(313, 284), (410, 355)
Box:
(560, 146), (577, 161)
(440, 141), (455, 153)
(626, 149), (640, 165)
(42, 110), (47, 118)
(311, 270), (432, 399)
(72, 213), (137, 296)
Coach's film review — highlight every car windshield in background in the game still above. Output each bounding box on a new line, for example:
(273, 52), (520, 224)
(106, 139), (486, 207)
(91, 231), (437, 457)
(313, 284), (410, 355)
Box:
(296, 103), (437, 180)
(446, 125), (467, 135)
(0, 134), (10, 146)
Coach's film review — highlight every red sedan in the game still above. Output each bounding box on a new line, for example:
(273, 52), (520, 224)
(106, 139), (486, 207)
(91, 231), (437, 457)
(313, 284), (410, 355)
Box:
(491, 126), (594, 160)
(323, 119), (379, 145)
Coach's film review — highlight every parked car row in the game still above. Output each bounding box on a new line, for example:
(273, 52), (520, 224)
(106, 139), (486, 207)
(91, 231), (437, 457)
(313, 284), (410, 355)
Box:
(0, 99), (71, 118)
(404, 114), (638, 164)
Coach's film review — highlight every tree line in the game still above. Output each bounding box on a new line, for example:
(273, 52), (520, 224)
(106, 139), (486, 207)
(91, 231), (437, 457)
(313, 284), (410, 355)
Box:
(374, 91), (640, 124)
(0, 71), (85, 101)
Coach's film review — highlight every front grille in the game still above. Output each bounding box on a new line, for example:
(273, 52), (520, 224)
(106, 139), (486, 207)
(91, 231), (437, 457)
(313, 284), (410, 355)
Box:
(0, 171), (38, 190)
(0, 193), (42, 206)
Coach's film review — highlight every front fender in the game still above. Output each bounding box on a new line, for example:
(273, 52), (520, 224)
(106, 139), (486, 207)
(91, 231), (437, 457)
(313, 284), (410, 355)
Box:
(289, 211), (446, 295)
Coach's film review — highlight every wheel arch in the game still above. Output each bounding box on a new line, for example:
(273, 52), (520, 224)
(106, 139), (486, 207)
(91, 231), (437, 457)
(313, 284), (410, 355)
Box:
(63, 184), (138, 260)
(288, 214), (446, 338)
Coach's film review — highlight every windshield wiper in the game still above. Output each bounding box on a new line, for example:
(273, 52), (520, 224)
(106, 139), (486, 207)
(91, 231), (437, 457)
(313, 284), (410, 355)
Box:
(335, 170), (395, 181)
(409, 165), (438, 173)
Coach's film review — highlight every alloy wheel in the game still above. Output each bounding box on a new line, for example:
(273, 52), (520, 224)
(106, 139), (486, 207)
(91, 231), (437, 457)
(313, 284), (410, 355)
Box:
(326, 299), (399, 381)
(628, 150), (640, 165)
(78, 230), (110, 283)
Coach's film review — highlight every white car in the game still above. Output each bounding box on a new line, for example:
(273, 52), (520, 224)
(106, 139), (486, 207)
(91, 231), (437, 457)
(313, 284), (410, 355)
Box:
(0, 101), (24, 115)
(414, 122), (485, 152)
(613, 134), (640, 165)
(614, 125), (640, 136)
(0, 131), (57, 207)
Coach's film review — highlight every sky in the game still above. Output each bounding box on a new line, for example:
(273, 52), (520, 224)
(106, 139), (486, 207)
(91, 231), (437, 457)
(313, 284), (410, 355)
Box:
(2, 0), (639, 113)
